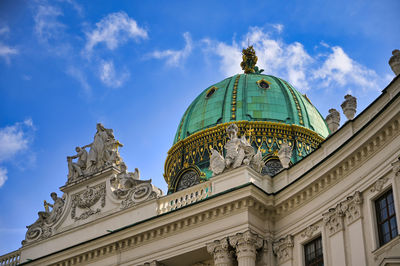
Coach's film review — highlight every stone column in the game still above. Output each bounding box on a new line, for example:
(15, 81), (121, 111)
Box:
(206, 237), (233, 266)
(229, 230), (263, 266)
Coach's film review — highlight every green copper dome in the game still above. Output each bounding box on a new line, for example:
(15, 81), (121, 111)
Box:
(174, 74), (329, 143)
(165, 47), (330, 193)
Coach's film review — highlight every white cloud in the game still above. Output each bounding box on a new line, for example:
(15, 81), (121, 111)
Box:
(203, 27), (381, 93)
(34, 4), (66, 43)
(0, 119), (34, 187)
(313, 46), (379, 91)
(0, 119), (34, 162)
(271, 24), (284, 33)
(0, 43), (18, 63)
(99, 60), (129, 88)
(0, 26), (10, 35)
(0, 167), (7, 187)
(67, 66), (91, 94)
(148, 32), (193, 66)
(85, 11), (147, 53)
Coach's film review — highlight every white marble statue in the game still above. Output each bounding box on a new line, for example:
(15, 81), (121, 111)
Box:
(209, 123), (265, 176)
(23, 192), (65, 245)
(67, 147), (88, 181)
(209, 148), (225, 175)
(278, 143), (293, 169)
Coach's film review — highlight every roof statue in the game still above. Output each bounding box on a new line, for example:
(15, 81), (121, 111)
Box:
(209, 123), (265, 175)
(21, 124), (162, 247)
(240, 45), (264, 74)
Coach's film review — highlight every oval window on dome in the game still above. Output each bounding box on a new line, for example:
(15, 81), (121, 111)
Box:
(256, 79), (271, 90)
(205, 86), (218, 99)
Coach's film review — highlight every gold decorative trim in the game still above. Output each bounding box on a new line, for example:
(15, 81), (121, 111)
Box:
(164, 120), (326, 186)
(281, 80), (304, 125)
(231, 75), (241, 120)
(256, 79), (271, 89)
(205, 86), (218, 99)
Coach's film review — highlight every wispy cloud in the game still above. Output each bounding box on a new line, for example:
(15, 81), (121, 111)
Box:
(0, 43), (18, 63)
(34, 4), (66, 44)
(313, 46), (379, 91)
(84, 11), (148, 54)
(67, 66), (91, 94)
(148, 32), (193, 66)
(0, 167), (7, 188)
(0, 25), (18, 63)
(203, 26), (382, 93)
(99, 60), (129, 88)
(0, 119), (35, 187)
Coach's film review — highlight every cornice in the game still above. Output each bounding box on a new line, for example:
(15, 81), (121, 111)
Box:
(22, 187), (270, 266)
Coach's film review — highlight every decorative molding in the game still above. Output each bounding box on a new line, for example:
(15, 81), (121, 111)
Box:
(71, 183), (106, 221)
(301, 224), (319, 239)
(50, 196), (265, 266)
(370, 177), (389, 192)
(272, 235), (294, 263)
(120, 183), (159, 210)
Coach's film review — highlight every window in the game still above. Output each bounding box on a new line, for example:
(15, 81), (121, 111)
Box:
(375, 189), (398, 246)
(304, 237), (323, 266)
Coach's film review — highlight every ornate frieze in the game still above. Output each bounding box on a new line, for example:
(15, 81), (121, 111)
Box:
(71, 183), (106, 221)
(206, 237), (233, 266)
(370, 176), (389, 192)
(301, 224), (319, 239)
(22, 192), (65, 246)
(272, 235), (294, 263)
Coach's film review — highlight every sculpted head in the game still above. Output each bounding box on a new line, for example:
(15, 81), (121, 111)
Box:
(75, 147), (81, 152)
(50, 192), (57, 200)
(96, 123), (105, 132)
(226, 124), (238, 140)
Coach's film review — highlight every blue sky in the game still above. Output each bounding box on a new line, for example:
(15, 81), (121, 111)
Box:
(0, 0), (399, 255)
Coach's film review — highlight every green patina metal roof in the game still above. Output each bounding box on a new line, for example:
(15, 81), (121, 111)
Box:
(174, 74), (329, 143)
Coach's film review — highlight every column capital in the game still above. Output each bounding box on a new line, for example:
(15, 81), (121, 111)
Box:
(206, 237), (233, 266)
(229, 230), (263, 259)
(272, 235), (294, 263)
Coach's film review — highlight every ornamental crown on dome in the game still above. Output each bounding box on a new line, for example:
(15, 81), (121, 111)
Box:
(240, 45), (264, 74)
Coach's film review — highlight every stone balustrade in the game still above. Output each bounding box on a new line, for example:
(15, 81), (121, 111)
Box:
(158, 181), (212, 214)
(0, 250), (20, 266)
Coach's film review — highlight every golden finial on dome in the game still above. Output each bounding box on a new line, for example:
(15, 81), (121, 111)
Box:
(240, 45), (264, 74)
